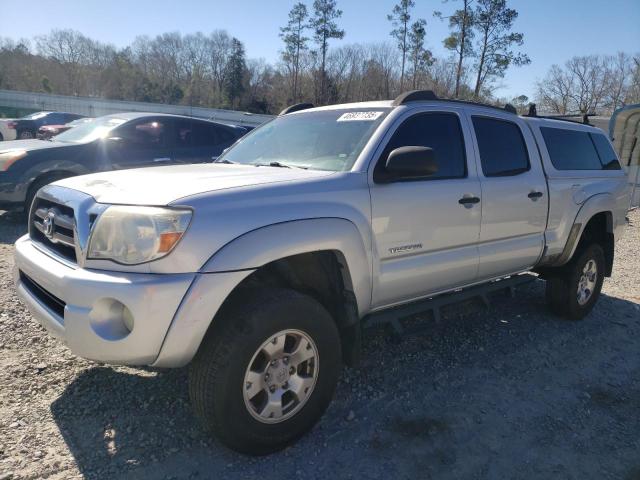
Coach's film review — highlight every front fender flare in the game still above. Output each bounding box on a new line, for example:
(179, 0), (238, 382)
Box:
(202, 217), (372, 316)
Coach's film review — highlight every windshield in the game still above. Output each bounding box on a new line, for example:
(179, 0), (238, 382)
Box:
(218, 108), (389, 171)
(54, 116), (127, 143)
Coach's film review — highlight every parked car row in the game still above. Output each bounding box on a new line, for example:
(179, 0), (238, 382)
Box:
(0, 112), (249, 211)
(37, 117), (94, 140)
(0, 111), (86, 141)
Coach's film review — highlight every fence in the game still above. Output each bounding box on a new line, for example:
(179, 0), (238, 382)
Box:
(0, 89), (273, 127)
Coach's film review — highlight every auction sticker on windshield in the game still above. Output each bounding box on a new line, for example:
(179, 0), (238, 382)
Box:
(337, 111), (384, 122)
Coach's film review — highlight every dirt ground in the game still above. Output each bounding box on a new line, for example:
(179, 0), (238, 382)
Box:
(0, 209), (639, 480)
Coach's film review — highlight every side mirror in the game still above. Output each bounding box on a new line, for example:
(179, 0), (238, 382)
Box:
(384, 146), (438, 181)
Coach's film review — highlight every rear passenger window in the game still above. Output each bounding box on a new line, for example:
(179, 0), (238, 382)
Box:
(540, 127), (603, 170)
(472, 117), (529, 177)
(191, 122), (236, 147)
(590, 133), (621, 170)
(376, 112), (467, 180)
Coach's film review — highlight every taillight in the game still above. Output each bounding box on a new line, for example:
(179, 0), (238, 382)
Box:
(7, 121), (16, 129)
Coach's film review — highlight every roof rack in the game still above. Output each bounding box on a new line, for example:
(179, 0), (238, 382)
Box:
(392, 90), (438, 105)
(524, 103), (593, 125)
(392, 90), (518, 115)
(279, 102), (314, 115)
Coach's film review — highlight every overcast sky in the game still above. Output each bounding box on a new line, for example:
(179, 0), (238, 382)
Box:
(2, 0), (639, 100)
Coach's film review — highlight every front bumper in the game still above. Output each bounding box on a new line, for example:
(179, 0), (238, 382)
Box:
(13, 235), (195, 365)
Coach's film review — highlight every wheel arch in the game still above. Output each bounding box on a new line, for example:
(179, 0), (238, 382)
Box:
(201, 217), (372, 316)
(552, 194), (616, 276)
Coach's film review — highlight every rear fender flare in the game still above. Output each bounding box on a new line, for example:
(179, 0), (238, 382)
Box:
(555, 193), (615, 266)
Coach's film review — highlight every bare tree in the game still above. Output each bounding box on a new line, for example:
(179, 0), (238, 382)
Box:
(208, 30), (233, 105)
(36, 29), (93, 94)
(388, 0), (414, 92)
(536, 55), (626, 115)
(471, 0), (529, 98)
(606, 52), (633, 111)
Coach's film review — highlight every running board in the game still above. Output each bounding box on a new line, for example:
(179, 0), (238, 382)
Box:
(362, 273), (538, 339)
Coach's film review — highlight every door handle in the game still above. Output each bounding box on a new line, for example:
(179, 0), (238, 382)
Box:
(527, 191), (544, 200)
(458, 196), (480, 205)
(153, 157), (171, 162)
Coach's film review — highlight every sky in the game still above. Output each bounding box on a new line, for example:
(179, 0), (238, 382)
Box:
(1, 0), (638, 100)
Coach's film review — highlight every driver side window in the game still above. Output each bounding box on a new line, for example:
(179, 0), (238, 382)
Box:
(374, 112), (467, 181)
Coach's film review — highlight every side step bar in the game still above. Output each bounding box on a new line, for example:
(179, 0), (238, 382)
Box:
(362, 273), (538, 338)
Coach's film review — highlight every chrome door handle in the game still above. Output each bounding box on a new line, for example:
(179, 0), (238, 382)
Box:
(153, 157), (171, 162)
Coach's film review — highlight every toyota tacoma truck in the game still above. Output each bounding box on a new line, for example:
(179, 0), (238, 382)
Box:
(13, 91), (629, 454)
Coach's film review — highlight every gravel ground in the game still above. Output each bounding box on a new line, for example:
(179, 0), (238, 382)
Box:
(0, 209), (639, 480)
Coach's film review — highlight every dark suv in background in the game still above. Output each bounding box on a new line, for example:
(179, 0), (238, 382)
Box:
(8, 112), (86, 140)
(0, 112), (246, 211)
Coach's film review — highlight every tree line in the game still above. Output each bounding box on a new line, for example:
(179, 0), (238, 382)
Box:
(0, 0), (637, 115)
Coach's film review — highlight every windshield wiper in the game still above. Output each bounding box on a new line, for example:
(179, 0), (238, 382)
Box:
(254, 161), (308, 170)
(215, 158), (236, 164)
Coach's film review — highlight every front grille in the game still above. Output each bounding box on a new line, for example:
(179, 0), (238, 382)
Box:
(19, 271), (66, 319)
(30, 197), (77, 263)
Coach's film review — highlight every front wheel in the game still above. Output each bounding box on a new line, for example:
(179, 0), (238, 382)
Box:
(189, 288), (342, 454)
(545, 243), (605, 320)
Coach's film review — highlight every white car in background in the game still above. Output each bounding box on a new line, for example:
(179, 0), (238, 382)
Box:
(0, 119), (17, 141)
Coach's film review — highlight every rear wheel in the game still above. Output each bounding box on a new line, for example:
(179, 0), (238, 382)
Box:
(189, 288), (342, 454)
(545, 243), (605, 320)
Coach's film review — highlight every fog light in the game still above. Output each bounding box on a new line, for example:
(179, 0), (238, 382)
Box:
(89, 298), (135, 340)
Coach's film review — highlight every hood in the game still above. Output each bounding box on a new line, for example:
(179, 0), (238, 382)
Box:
(55, 163), (335, 205)
(0, 139), (67, 153)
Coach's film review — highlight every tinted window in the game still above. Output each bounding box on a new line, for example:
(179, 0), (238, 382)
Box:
(216, 127), (237, 146)
(540, 127), (602, 170)
(590, 133), (621, 169)
(376, 112), (466, 180)
(116, 119), (168, 148)
(472, 117), (529, 177)
(63, 113), (83, 124)
(192, 122), (230, 147)
(42, 113), (64, 125)
(172, 119), (195, 148)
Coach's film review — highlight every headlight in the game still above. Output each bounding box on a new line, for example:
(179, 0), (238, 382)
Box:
(0, 150), (27, 171)
(87, 206), (192, 264)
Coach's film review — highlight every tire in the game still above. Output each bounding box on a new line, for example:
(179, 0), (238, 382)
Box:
(24, 173), (71, 213)
(18, 130), (35, 140)
(189, 288), (342, 454)
(545, 243), (605, 320)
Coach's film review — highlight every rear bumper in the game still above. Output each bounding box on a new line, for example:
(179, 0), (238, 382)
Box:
(0, 129), (17, 141)
(0, 172), (26, 208)
(13, 235), (196, 365)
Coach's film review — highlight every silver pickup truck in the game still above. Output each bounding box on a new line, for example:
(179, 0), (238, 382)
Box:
(13, 91), (629, 454)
